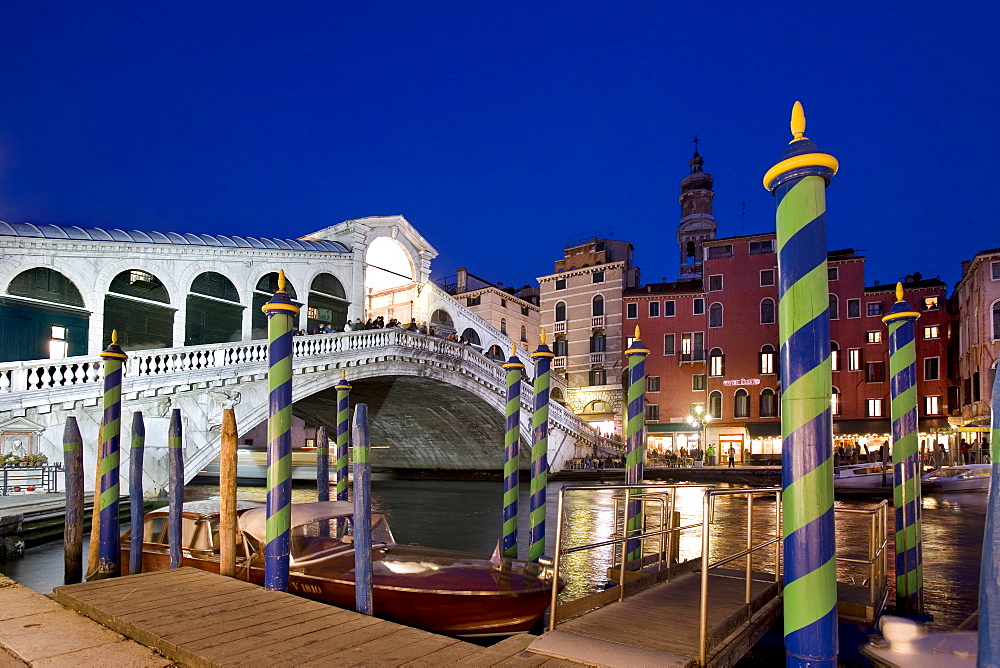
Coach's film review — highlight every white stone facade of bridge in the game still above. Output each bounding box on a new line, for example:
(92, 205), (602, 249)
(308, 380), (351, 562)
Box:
(0, 330), (621, 496)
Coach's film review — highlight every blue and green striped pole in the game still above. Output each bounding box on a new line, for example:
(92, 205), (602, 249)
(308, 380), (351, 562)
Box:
(978, 363), (1000, 663)
(883, 283), (923, 614)
(129, 412), (145, 575)
(502, 345), (524, 559)
(261, 270), (300, 591)
(97, 330), (128, 579)
(529, 331), (554, 563)
(335, 370), (352, 504)
(764, 101), (839, 667)
(168, 409), (184, 568)
(625, 327), (650, 565)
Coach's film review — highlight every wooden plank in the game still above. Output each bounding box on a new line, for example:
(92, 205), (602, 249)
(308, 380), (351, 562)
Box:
(354, 632), (464, 667)
(451, 635), (536, 665)
(254, 616), (407, 665)
(70, 577), (255, 616)
(299, 626), (435, 666)
(397, 639), (482, 667)
(176, 601), (329, 649)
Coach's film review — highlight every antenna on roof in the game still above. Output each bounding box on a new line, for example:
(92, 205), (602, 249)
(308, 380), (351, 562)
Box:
(740, 202), (747, 235)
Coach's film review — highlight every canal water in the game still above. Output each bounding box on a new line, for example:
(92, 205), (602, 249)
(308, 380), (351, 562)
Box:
(0, 477), (987, 633)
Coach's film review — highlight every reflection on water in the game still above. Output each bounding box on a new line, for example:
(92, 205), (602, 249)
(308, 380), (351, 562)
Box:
(0, 478), (986, 632)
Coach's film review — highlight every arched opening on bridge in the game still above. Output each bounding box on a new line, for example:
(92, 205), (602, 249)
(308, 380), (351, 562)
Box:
(430, 309), (455, 337)
(308, 273), (348, 332)
(365, 236), (415, 325)
(461, 328), (481, 348)
(551, 387), (565, 405)
(2, 267), (88, 361)
(485, 345), (505, 362)
(185, 272), (243, 345)
(105, 269), (174, 351)
(252, 273), (298, 339)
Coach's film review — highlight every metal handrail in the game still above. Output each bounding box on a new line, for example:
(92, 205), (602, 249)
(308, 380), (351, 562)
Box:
(835, 500), (889, 612)
(698, 487), (782, 666)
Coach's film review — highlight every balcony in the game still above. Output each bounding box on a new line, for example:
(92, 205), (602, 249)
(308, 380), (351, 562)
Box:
(553, 356), (567, 369)
(590, 353), (605, 364)
(680, 349), (706, 364)
(554, 322), (567, 334)
(591, 316), (605, 328)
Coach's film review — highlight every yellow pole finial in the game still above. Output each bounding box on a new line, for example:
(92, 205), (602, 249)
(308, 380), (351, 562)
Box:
(896, 282), (904, 302)
(111, 329), (119, 345)
(277, 270), (286, 293)
(790, 101), (807, 142)
(341, 369), (346, 380)
(540, 329), (546, 345)
(634, 325), (641, 339)
(511, 343), (517, 357)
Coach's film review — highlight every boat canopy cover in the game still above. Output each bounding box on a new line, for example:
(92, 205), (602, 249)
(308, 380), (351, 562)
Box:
(239, 501), (382, 543)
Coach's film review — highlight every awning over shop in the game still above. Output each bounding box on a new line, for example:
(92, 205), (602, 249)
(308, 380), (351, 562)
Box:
(833, 419), (890, 436)
(646, 423), (696, 433)
(745, 422), (781, 438)
(918, 418), (951, 432)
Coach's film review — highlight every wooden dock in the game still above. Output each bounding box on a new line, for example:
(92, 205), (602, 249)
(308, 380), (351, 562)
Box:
(51, 568), (580, 667)
(528, 569), (782, 667)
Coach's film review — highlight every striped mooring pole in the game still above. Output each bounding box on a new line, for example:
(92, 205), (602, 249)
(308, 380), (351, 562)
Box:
(882, 283), (923, 614)
(529, 331), (554, 563)
(168, 409), (184, 569)
(261, 270), (300, 591)
(978, 365), (1000, 663)
(624, 326), (650, 565)
(63, 417), (84, 585)
(502, 345), (524, 559)
(763, 101), (839, 667)
(335, 370), (352, 503)
(96, 330), (128, 579)
(129, 412), (146, 575)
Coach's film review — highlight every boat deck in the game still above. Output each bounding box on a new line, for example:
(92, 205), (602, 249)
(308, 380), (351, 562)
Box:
(528, 569), (782, 667)
(52, 568), (580, 667)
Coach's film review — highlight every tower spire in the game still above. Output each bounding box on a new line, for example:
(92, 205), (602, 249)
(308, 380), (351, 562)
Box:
(677, 141), (717, 280)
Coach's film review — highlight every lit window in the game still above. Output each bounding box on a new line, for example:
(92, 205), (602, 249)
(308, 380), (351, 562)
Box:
(867, 331), (882, 344)
(922, 296), (940, 311)
(831, 389), (841, 416)
(848, 349), (862, 371)
(867, 302), (883, 316)
(831, 342), (841, 371)
(663, 300), (676, 316)
(709, 348), (725, 377)
(760, 269), (775, 286)
(924, 325), (939, 339)
(847, 298), (860, 318)
(626, 303), (637, 319)
(648, 301), (660, 317)
(647, 376), (660, 392)
(759, 345), (776, 374)
(925, 396), (941, 415)
(867, 399), (883, 417)
(709, 275), (723, 292)
(49, 325), (68, 359)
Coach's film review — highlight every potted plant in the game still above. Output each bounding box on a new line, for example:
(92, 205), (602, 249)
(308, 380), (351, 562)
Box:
(2, 453), (19, 467)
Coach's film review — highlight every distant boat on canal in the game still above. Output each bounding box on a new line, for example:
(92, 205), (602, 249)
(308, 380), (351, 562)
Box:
(196, 448), (351, 484)
(833, 462), (894, 491)
(122, 500), (560, 637)
(921, 463), (992, 493)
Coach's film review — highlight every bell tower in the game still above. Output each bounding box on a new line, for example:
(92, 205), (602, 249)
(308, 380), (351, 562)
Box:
(677, 139), (717, 279)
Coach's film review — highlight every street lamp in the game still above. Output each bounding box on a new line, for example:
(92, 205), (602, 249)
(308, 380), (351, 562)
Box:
(688, 405), (712, 464)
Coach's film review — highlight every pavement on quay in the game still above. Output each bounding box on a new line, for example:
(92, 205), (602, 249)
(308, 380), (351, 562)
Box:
(0, 572), (174, 667)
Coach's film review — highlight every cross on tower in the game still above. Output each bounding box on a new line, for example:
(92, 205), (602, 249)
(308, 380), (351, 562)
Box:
(692, 135), (700, 153)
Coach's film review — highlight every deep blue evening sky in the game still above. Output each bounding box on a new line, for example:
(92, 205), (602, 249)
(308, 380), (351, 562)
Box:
(1, 2), (996, 290)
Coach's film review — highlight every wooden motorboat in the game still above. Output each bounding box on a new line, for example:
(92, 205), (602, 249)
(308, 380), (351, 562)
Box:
(921, 463), (991, 493)
(121, 500), (559, 637)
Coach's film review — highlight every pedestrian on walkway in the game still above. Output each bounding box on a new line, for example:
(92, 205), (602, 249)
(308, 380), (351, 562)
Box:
(706, 445), (716, 467)
(728, 445), (736, 468)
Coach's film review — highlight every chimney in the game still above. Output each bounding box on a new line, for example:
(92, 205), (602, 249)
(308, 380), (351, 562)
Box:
(456, 268), (467, 294)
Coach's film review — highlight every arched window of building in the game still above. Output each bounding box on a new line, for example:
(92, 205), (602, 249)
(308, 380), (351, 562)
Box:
(252, 273), (298, 337)
(5, 267), (89, 361)
(104, 269), (174, 351)
(709, 347), (725, 376)
(734, 389), (750, 418)
(759, 344), (776, 374)
(760, 298), (775, 324)
(592, 295), (604, 317)
(555, 301), (567, 322)
(709, 302), (723, 328)
(308, 273), (349, 333)
(520, 325), (527, 342)
(760, 388), (777, 417)
(831, 341), (841, 371)
(500, 318), (507, 335)
(461, 328), (481, 347)
(829, 293), (839, 320)
(554, 336), (568, 357)
(709, 391), (722, 419)
(831, 386), (841, 416)
(186, 272), (243, 346)
(590, 329), (606, 353)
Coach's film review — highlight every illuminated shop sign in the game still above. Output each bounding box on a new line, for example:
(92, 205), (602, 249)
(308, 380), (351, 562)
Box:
(722, 378), (761, 387)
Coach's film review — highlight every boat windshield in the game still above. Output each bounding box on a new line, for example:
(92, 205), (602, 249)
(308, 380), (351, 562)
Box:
(289, 515), (395, 565)
(926, 467), (970, 479)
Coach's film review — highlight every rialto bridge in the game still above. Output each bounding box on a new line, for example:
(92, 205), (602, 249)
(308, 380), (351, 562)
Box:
(0, 215), (621, 495)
